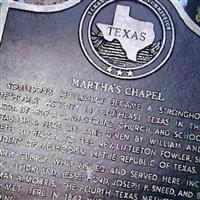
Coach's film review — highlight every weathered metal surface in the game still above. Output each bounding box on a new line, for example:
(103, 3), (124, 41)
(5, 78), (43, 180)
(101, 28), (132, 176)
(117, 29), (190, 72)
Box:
(0, 1), (200, 200)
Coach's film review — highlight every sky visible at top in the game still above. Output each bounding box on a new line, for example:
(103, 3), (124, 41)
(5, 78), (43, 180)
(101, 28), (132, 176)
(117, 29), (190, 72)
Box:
(180, 0), (188, 7)
(0, 0), (190, 5)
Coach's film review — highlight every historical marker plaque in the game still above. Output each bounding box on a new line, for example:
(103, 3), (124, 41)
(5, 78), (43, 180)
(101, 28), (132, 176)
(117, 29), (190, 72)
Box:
(0, 0), (200, 200)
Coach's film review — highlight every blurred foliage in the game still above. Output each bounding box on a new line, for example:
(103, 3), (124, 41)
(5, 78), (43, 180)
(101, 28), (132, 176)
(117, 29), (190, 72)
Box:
(196, 6), (200, 22)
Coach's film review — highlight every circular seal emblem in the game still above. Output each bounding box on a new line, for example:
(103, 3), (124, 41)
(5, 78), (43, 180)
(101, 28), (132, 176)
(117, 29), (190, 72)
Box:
(79, 0), (175, 79)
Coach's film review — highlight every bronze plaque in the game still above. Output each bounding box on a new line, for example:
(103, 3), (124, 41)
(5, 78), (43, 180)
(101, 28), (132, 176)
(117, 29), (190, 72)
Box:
(0, 0), (200, 200)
